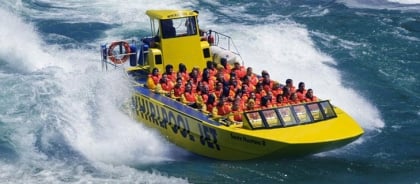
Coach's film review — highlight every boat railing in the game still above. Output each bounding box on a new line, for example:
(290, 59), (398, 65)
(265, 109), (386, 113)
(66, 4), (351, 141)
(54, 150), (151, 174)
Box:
(208, 30), (244, 65)
(100, 39), (142, 71)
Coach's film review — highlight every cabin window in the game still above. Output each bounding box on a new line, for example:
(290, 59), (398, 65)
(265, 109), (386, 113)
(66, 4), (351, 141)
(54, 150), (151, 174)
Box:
(155, 55), (162, 64)
(307, 103), (324, 121)
(293, 105), (312, 124)
(262, 109), (282, 127)
(203, 48), (210, 58)
(277, 107), (298, 126)
(160, 17), (197, 39)
(246, 112), (264, 129)
(320, 101), (337, 118)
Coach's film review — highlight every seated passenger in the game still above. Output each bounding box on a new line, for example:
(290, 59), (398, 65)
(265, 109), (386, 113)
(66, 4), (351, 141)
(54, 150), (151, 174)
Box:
(164, 64), (176, 82)
(181, 83), (198, 108)
(261, 91), (274, 108)
(220, 58), (232, 74)
(202, 93), (216, 113)
(178, 63), (189, 81)
(197, 84), (210, 108)
(246, 99), (258, 111)
(254, 82), (266, 101)
(275, 94), (287, 107)
(285, 79), (296, 93)
(296, 82), (307, 101)
(212, 97), (232, 118)
(243, 67), (259, 86)
(232, 62), (246, 79)
(288, 92), (300, 105)
(146, 68), (161, 89)
(282, 87), (291, 104)
(170, 78), (185, 100)
(228, 97), (243, 123)
(304, 89), (318, 102)
(189, 67), (201, 84)
(213, 82), (224, 99)
(261, 73), (273, 92)
(271, 82), (283, 97)
(206, 61), (217, 77)
(201, 68), (215, 92)
(155, 73), (173, 95)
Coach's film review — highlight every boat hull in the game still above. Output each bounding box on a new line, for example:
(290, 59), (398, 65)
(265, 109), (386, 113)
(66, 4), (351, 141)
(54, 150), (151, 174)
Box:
(131, 86), (363, 160)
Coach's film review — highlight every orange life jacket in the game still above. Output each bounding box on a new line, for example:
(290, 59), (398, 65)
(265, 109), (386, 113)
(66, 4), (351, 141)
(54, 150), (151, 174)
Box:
(184, 92), (197, 103)
(216, 103), (231, 116)
(232, 110), (243, 122)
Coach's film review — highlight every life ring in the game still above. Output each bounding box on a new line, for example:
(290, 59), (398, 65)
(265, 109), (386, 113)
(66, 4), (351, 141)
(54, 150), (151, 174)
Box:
(108, 41), (131, 64)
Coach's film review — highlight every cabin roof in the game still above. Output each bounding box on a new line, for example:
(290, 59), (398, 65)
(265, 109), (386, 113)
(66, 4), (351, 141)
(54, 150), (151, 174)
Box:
(146, 10), (197, 20)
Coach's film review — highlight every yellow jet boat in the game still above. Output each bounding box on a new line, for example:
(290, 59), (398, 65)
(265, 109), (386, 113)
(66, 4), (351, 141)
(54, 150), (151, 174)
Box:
(100, 10), (364, 160)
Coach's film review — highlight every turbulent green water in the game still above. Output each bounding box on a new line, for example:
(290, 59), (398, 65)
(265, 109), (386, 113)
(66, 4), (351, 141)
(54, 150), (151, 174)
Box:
(1, 0), (419, 183)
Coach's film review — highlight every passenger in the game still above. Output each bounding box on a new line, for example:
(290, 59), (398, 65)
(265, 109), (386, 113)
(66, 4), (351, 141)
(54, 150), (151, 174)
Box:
(241, 76), (256, 93)
(224, 83), (236, 102)
(164, 64), (176, 82)
(261, 73), (273, 92)
(248, 91), (257, 105)
(155, 73), (174, 95)
(212, 97), (232, 118)
(206, 61), (217, 77)
(275, 94), (287, 107)
(181, 83), (198, 108)
(285, 79), (296, 93)
(229, 97), (243, 123)
(189, 67), (201, 84)
(296, 82), (307, 101)
(271, 82), (283, 97)
(304, 88), (318, 102)
(288, 92), (300, 105)
(228, 74), (241, 91)
(282, 86), (291, 104)
(216, 65), (230, 82)
(246, 99), (257, 111)
(196, 81), (205, 94)
(254, 82), (267, 102)
(186, 78), (197, 94)
(220, 58), (232, 74)
(232, 62), (246, 79)
(239, 84), (250, 102)
(202, 93), (216, 113)
(197, 84), (210, 109)
(261, 70), (269, 78)
(243, 67), (259, 86)
(178, 63), (189, 81)
(176, 72), (188, 84)
(170, 77), (185, 100)
(146, 68), (161, 89)
(201, 68), (215, 92)
(214, 82), (224, 99)
(261, 91), (274, 108)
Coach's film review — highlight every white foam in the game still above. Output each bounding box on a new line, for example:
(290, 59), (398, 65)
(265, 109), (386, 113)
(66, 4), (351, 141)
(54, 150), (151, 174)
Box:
(388, 0), (420, 4)
(1, 0), (192, 182)
(338, 0), (420, 11)
(0, 9), (69, 72)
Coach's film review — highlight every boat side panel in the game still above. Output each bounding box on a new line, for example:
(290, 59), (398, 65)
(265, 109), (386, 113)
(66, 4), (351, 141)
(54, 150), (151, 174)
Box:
(131, 87), (295, 160)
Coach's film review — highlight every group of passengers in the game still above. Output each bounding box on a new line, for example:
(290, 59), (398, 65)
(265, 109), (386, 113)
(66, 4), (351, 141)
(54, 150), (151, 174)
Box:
(146, 58), (318, 122)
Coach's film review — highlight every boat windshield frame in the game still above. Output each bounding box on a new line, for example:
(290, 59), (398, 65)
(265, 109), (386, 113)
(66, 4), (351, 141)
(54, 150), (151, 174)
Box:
(243, 100), (337, 130)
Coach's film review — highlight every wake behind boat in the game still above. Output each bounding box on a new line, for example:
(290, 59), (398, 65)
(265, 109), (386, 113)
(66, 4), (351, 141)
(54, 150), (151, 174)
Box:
(100, 10), (364, 160)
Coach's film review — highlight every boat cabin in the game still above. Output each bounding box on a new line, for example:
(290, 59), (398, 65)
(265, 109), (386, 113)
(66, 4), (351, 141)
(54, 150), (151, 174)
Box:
(142, 10), (212, 73)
